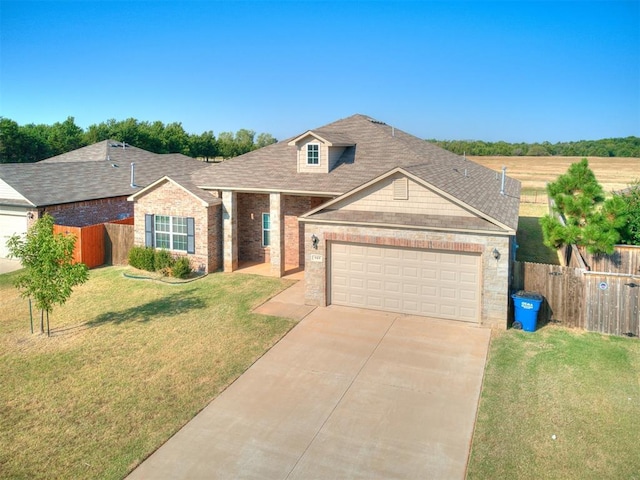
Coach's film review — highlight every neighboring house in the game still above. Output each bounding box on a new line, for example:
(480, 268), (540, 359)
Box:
(0, 140), (207, 258)
(129, 114), (521, 328)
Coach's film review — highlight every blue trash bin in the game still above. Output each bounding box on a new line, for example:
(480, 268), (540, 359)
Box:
(512, 291), (543, 332)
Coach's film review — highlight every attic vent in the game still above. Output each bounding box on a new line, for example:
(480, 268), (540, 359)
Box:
(369, 118), (387, 125)
(393, 177), (409, 200)
(110, 142), (129, 149)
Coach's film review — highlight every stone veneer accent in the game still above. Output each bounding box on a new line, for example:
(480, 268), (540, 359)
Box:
(304, 223), (512, 329)
(132, 181), (221, 273)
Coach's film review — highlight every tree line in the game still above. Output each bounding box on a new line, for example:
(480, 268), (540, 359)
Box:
(427, 137), (640, 157)
(0, 116), (277, 163)
(2, 116), (638, 163)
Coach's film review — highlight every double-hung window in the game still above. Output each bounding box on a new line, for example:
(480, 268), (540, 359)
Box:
(262, 213), (271, 246)
(306, 144), (319, 165)
(145, 214), (195, 253)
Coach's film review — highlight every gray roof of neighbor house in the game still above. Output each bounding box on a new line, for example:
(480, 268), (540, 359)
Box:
(0, 141), (208, 207)
(40, 140), (189, 164)
(194, 114), (521, 230)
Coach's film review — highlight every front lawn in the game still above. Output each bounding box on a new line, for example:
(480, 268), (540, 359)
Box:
(468, 327), (640, 479)
(0, 267), (296, 479)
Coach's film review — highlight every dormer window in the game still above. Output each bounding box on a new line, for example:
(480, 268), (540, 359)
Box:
(307, 144), (319, 165)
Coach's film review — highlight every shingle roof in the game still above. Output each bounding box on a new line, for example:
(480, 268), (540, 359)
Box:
(288, 131), (355, 146)
(0, 149), (208, 207)
(40, 140), (173, 164)
(194, 114), (521, 230)
(304, 209), (505, 232)
(128, 175), (220, 207)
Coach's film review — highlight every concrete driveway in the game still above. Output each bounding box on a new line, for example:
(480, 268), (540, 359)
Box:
(0, 258), (21, 274)
(127, 290), (490, 479)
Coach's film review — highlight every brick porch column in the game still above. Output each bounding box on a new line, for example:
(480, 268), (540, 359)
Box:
(270, 192), (285, 277)
(222, 190), (238, 272)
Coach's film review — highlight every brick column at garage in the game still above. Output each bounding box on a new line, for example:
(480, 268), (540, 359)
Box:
(270, 192), (285, 277)
(222, 190), (238, 272)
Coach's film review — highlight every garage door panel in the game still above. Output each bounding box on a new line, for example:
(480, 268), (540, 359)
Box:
(460, 306), (477, 318)
(440, 287), (458, 300)
(440, 270), (458, 282)
(403, 284), (419, 295)
(420, 268), (437, 280)
(403, 266), (418, 278)
(384, 265), (401, 276)
(330, 243), (480, 323)
(460, 290), (477, 301)
(460, 272), (478, 283)
(0, 213), (28, 259)
(459, 255), (478, 266)
(367, 263), (383, 274)
(385, 281), (401, 293)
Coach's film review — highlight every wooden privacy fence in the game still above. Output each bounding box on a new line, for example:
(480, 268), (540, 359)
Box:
(104, 222), (134, 265)
(579, 245), (640, 275)
(53, 223), (105, 269)
(514, 261), (640, 337)
(54, 218), (134, 268)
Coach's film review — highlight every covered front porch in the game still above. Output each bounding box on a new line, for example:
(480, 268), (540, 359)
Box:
(221, 191), (326, 277)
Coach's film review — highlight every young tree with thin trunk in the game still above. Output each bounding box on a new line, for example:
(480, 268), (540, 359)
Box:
(6, 214), (88, 336)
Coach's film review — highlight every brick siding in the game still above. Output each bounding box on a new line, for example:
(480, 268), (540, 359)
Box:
(237, 193), (327, 266)
(45, 196), (133, 227)
(238, 193), (270, 263)
(132, 181), (221, 273)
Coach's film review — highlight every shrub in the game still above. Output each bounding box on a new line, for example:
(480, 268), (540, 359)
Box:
(155, 249), (175, 274)
(171, 256), (192, 279)
(128, 246), (157, 271)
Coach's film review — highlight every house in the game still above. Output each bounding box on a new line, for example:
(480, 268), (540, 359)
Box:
(129, 114), (521, 328)
(0, 140), (208, 258)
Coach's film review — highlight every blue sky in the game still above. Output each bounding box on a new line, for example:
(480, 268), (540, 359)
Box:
(1, 1), (638, 143)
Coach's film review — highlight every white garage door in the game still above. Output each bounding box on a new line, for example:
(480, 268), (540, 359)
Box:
(330, 242), (480, 323)
(0, 213), (28, 258)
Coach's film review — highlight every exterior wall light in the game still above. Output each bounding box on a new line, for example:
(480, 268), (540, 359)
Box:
(492, 248), (501, 260)
(311, 234), (319, 249)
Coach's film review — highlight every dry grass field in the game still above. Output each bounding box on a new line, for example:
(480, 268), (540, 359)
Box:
(470, 156), (640, 200)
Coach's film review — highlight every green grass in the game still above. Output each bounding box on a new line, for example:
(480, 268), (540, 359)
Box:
(517, 203), (560, 264)
(0, 266), (296, 479)
(468, 327), (640, 479)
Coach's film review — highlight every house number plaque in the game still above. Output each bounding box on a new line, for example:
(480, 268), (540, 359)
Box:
(310, 254), (323, 262)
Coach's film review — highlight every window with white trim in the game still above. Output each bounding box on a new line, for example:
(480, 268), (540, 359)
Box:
(306, 144), (319, 165)
(262, 213), (270, 246)
(145, 214), (194, 253)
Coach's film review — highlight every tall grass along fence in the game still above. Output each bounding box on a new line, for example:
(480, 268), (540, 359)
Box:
(54, 218), (134, 269)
